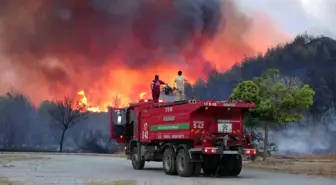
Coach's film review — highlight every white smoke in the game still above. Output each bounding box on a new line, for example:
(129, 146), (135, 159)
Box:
(270, 126), (332, 155)
(269, 113), (336, 155)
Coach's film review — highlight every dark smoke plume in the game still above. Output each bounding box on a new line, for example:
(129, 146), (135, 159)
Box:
(0, 0), (222, 64)
(0, 0), (260, 103)
(0, 0), (224, 97)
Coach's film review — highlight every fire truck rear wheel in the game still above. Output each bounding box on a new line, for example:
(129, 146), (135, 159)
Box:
(163, 148), (177, 175)
(216, 155), (242, 176)
(131, 147), (145, 170)
(228, 154), (242, 176)
(176, 149), (194, 177)
(202, 166), (217, 176)
(192, 163), (202, 177)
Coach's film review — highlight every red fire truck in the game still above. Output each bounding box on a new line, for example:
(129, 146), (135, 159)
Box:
(110, 98), (256, 177)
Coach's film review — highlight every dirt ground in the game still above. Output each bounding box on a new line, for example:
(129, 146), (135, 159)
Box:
(244, 153), (336, 178)
(0, 153), (47, 185)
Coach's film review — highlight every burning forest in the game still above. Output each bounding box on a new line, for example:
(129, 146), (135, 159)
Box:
(0, 0), (289, 110)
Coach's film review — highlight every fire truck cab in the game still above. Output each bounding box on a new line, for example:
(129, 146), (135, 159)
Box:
(110, 98), (256, 177)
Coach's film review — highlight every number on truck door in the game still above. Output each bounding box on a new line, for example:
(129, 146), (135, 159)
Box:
(141, 123), (149, 139)
(141, 131), (148, 139)
(193, 121), (204, 129)
(165, 107), (172, 112)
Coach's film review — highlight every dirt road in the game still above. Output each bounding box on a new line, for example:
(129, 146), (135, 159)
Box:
(1, 153), (336, 185)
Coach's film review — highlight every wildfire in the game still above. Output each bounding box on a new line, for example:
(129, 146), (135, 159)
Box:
(140, 92), (147, 99)
(76, 90), (151, 112)
(77, 90), (106, 112)
(0, 0), (292, 109)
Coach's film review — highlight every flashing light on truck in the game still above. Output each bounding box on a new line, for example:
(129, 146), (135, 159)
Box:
(139, 99), (164, 103)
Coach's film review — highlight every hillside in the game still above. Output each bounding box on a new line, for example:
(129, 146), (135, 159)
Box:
(186, 34), (336, 119)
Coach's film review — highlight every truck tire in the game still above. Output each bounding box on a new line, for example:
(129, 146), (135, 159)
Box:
(163, 147), (177, 175)
(202, 166), (217, 176)
(131, 147), (145, 170)
(202, 156), (217, 176)
(176, 149), (194, 177)
(228, 155), (242, 176)
(192, 163), (202, 177)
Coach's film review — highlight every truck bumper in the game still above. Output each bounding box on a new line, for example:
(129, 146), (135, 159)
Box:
(189, 147), (243, 155)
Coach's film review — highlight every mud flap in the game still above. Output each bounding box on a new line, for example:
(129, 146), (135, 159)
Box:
(137, 142), (141, 160)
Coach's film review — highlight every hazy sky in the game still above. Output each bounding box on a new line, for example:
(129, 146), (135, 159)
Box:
(236, 0), (336, 38)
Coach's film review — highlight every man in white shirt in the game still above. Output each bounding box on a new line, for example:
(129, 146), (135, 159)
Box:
(174, 70), (188, 101)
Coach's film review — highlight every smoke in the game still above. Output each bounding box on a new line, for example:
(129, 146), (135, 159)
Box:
(270, 122), (336, 155)
(267, 101), (336, 155)
(0, 0), (288, 104)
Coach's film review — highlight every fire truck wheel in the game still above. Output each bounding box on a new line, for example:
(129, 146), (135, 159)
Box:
(192, 163), (202, 177)
(176, 149), (194, 177)
(202, 166), (217, 176)
(201, 157), (217, 176)
(163, 148), (177, 175)
(228, 154), (242, 176)
(131, 147), (145, 170)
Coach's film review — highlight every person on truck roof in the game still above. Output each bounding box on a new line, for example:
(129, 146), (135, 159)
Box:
(174, 70), (188, 101)
(151, 75), (166, 103)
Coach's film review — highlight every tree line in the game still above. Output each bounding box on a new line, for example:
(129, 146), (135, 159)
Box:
(186, 34), (336, 121)
(0, 93), (119, 153)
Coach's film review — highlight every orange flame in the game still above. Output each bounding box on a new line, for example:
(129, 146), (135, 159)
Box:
(77, 90), (107, 112)
(140, 92), (147, 99)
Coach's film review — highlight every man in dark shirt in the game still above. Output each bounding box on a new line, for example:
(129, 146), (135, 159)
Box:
(151, 75), (166, 103)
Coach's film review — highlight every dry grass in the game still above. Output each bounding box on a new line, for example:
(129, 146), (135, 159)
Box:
(287, 153), (336, 161)
(86, 180), (136, 185)
(0, 153), (46, 165)
(245, 154), (336, 178)
(0, 177), (23, 185)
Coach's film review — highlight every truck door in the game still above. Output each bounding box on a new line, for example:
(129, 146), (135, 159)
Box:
(109, 107), (127, 143)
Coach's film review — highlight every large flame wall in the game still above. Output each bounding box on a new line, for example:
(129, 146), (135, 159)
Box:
(0, 0), (291, 110)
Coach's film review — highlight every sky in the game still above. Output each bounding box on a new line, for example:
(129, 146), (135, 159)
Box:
(236, 0), (336, 38)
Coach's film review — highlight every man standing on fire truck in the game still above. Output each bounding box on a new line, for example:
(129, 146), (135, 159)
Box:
(151, 75), (167, 103)
(174, 70), (188, 101)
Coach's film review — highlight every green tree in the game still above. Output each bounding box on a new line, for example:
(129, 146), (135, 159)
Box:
(231, 69), (315, 160)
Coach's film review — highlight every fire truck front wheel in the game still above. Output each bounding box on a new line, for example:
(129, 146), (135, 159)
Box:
(131, 147), (145, 170)
(163, 147), (177, 175)
(176, 149), (194, 177)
